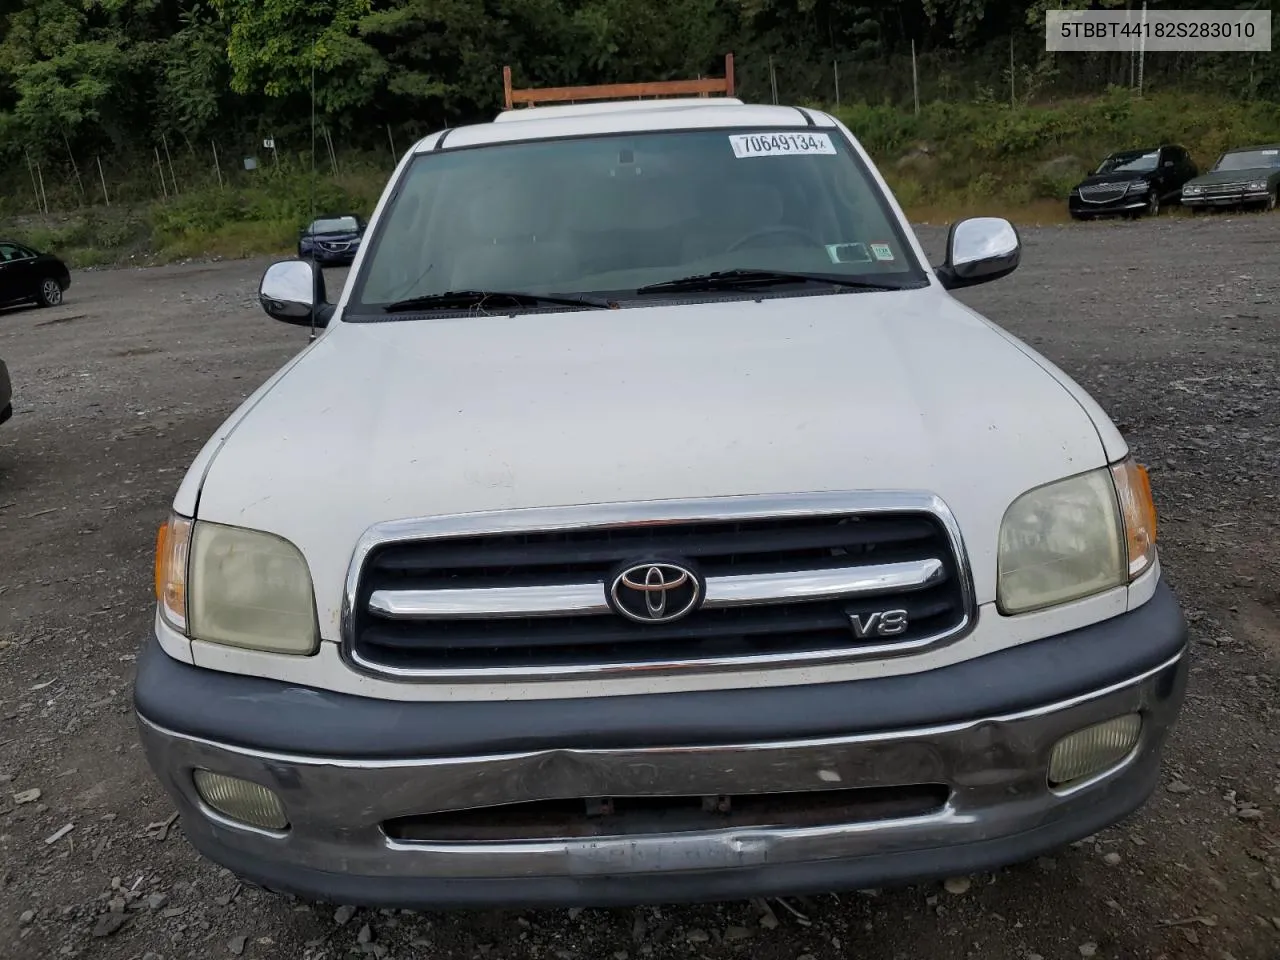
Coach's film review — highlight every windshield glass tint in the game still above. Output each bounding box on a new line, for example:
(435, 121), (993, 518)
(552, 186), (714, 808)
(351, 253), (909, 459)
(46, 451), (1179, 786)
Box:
(312, 217), (359, 233)
(1097, 151), (1158, 174)
(352, 128), (922, 308)
(1214, 149), (1280, 172)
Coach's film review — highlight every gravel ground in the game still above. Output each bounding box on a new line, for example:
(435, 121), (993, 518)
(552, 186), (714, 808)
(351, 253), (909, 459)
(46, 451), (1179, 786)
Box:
(1, 213), (1278, 960)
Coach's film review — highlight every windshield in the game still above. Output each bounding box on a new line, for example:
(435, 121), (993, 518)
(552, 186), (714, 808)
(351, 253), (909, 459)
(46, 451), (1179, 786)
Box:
(1213, 148), (1280, 172)
(349, 127), (925, 313)
(1095, 150), (1159, 175)
(310, 216), (359, 234)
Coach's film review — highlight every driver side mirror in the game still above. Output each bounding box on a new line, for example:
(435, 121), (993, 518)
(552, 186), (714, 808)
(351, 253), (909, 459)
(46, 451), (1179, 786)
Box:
(935, 217), (1020, 291)
(259, 259), (333, 328)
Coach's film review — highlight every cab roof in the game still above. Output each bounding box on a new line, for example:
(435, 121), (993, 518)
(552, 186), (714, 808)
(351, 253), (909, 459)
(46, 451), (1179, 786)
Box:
(414, 102), (835, 153)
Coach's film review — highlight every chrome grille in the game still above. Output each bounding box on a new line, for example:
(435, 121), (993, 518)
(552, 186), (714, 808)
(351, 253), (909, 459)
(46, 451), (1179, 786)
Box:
(342, 493), (974, 680)
(1079, 184), (1128, 204)
(1202, 182), (1249, 197)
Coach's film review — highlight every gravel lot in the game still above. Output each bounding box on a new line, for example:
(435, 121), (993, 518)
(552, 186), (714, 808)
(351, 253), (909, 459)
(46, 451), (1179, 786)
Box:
(1, 213), (1278, 960)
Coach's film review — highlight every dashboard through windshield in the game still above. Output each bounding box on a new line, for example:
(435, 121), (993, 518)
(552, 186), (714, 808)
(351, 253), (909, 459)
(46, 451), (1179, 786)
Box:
(347, 127), (926, 315)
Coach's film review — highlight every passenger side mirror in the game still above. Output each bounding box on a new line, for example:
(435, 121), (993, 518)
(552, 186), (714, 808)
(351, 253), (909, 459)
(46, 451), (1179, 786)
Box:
(935, 217), (1020, 291)
(1163, 160), (1174, 168)
(259, 259), (332, 328)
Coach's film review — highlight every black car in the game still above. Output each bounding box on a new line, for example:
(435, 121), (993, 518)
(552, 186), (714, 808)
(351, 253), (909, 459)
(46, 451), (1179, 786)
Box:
(297, 214), (366, 266)
(0, 240), (72, 308)
(1068, 145), (1198, 220)
(0, 356), (10, 427)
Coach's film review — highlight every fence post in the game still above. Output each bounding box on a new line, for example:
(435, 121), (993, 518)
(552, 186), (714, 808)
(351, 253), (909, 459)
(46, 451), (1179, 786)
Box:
(912, 40), (920, 114)
(387, 123), (397, 162)
(1137, 0), (1147, 96)
(833, 60), (840, 108)
(155, 146), (169, 199)
(62, 132), (85, 204)
(1127, 6), (1135, 88)
(324, 126), (339, 174)
(36, 161), (49, 214)
(212, 141), (223, 189)
(768, 56), (778, 104)
(96, 156), (110, 206)
(24, 148), (42, 214)
(162, 134), (179, 194)
(1009, 36), (1016, 107)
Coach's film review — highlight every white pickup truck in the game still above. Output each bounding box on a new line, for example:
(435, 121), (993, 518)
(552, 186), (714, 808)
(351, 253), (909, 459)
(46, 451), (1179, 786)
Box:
(136, 87), (1188, 908)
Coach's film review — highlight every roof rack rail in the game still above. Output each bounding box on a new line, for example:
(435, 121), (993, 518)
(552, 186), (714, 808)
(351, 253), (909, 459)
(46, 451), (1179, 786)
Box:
(502, 55), (735, 110)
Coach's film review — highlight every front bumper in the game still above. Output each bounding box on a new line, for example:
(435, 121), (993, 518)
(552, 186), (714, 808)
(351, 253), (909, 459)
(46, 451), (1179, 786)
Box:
(1068, 195), (1149, 216)
(136, 583), (1188, 908)
(1182, 190), (1271, 207)
(300, 247), (359, 266)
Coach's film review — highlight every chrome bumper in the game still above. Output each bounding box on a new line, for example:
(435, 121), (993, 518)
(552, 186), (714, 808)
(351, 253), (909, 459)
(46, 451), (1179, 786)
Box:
(137, 647), (1186, 899)
(1183, 191), (1270, 205)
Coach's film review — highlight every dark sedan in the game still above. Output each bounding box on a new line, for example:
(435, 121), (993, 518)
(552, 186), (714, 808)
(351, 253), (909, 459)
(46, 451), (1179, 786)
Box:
(298, 214), (366, 266)
(1181, 144), (1280, 212)
(1068, 145), (1198, 220)
(0, 240), (72, 309)
(0, 356), (10, 427)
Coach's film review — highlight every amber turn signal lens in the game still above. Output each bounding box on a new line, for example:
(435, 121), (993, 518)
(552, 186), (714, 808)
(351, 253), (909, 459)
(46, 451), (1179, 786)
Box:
(155, 514), (193, 630)
(1110, 459), (1157, 578)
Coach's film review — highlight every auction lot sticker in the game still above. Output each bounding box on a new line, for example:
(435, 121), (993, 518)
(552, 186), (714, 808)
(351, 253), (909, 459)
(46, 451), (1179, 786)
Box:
(730, 133), (837, 158)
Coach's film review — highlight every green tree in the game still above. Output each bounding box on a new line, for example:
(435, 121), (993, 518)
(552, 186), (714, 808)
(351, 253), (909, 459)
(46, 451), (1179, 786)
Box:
(210, 0), (382, 113)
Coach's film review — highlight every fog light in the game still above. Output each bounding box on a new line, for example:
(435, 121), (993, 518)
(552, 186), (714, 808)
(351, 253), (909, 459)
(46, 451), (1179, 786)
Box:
(192, 770), (288, 830)
(1048, 714), (1142, 787)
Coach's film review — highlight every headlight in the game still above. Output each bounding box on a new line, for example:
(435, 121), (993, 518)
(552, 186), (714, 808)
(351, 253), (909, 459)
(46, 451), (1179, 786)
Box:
(155, 516), (319, 654)
(1248, 179), (1267, 191)
(1126, 180), (1148, 194)
(1183, 184), (1203, 195)
(997, 459), (1157, 615)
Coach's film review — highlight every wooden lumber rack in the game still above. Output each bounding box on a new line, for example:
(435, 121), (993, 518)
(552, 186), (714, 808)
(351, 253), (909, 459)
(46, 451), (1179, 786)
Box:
(502, 54), (735, 110)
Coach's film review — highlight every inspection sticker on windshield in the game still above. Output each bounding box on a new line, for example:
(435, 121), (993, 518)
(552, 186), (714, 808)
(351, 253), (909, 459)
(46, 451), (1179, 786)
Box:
(870, 242), (895, 261)
(729, 132), (836, 158)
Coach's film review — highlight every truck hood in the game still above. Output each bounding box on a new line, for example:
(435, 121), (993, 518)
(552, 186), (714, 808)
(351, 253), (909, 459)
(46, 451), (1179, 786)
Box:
(1189, 167), (1277, 185)
(195, 289), (1113, 634)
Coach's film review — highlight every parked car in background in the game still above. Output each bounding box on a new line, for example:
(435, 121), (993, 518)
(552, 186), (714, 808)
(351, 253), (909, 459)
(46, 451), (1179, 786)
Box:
(297, 214), (366, 266)
(1181, 144), (1280, 212)
(0, 356), (11, 426)
(0, 241), (72, 309)
(1068, 145), (1198, 220)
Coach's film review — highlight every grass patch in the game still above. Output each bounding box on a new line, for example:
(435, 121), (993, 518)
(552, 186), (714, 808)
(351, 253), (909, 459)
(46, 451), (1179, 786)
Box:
(155, 219), (299, 261)
(903, 198), (1077, 226)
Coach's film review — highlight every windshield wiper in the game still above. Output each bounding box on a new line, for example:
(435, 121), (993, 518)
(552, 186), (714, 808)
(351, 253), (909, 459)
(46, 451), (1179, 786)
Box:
(635, 269), (916, 295)
(383, 290), (613, 313)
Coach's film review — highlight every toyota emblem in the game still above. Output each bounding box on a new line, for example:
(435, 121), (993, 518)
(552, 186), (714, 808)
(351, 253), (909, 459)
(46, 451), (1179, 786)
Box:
(608, 562), (702, 624)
